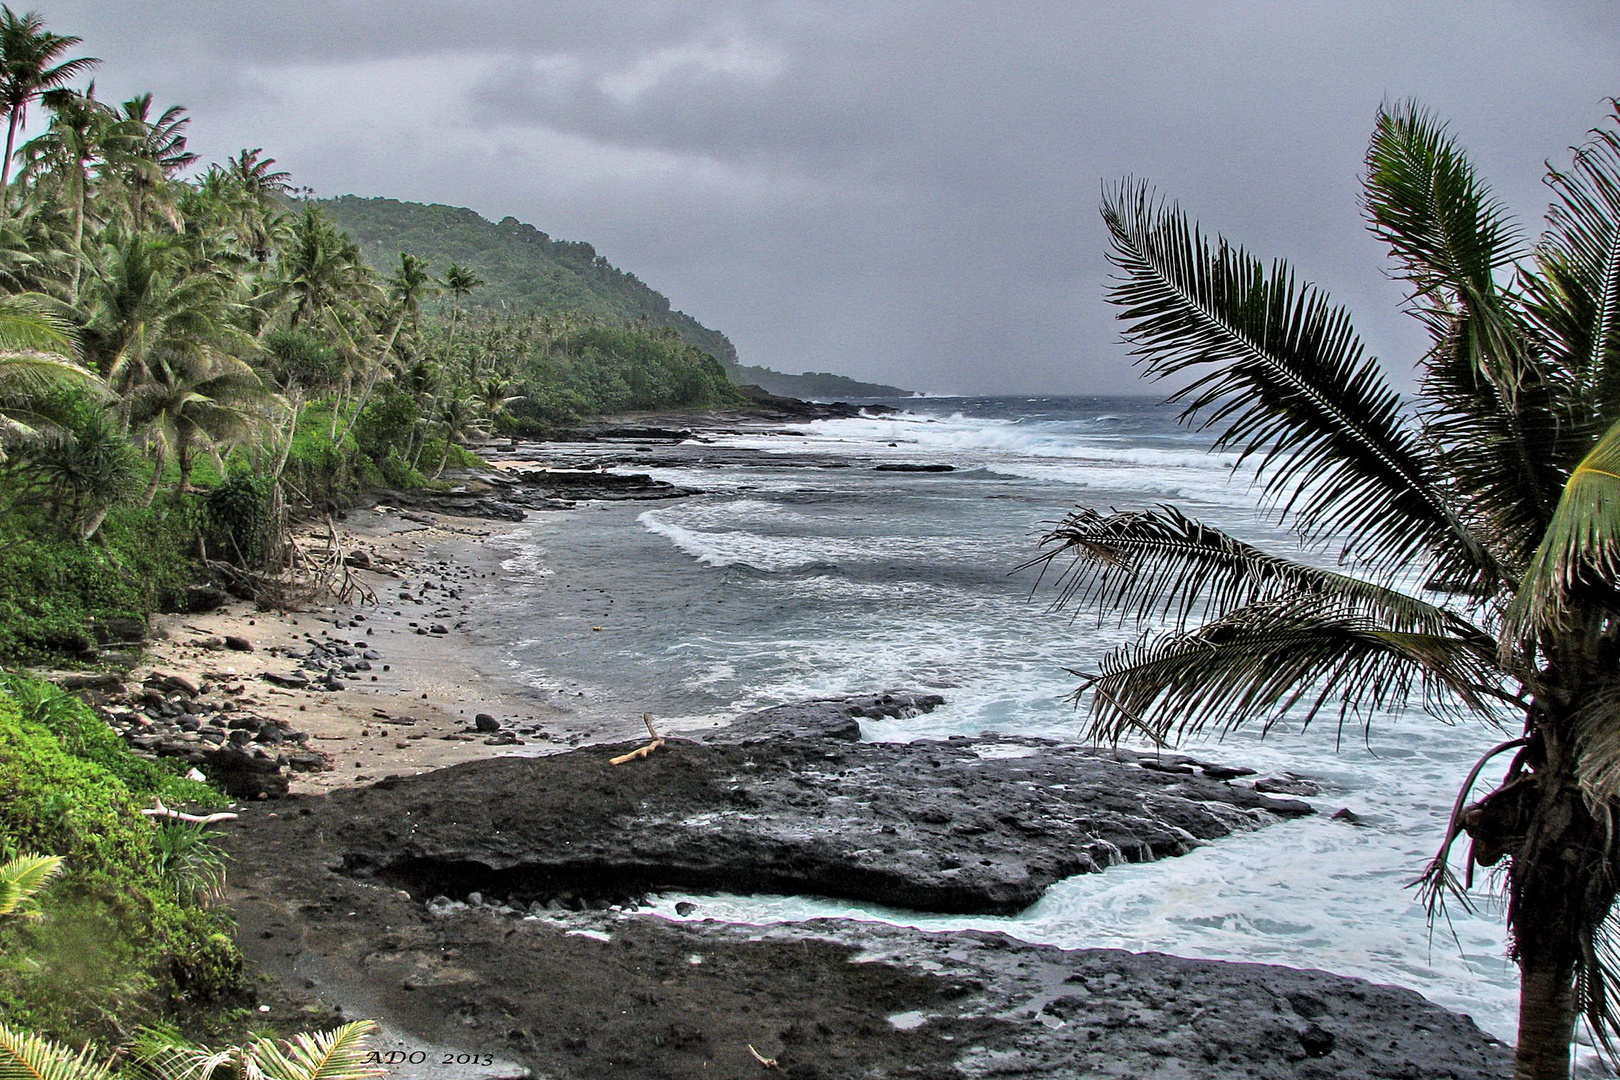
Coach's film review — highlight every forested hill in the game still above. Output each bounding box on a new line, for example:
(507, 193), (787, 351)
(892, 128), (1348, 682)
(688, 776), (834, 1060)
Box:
(317, 196), (914, 399)
(316, 195), (738, 366)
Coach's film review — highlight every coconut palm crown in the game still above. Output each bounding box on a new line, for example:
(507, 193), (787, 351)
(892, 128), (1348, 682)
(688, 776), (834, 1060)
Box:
(1029, 102), (1620, 1080)
(0, 6), (96, 203)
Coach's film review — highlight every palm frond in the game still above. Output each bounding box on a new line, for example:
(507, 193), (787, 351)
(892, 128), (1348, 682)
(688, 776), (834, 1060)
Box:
(1504, 414), (1620, 640)
(1527, 99), (1620, 434)
(0, 854), (64, 918)
(0, 1022), (113, 1080)
(0, 294), (76, 356)
(1365, 101), (1524, 299)
(0, 353), (99, 397)
(0, 293), (96, 403)
(1562, 684), (1620, 808)
(126, 1028), (234, 1080)
(1025, 504), (1491, 642)
(1100, 180), (1500, 581)
(1583, 902), (1620, 1069)
(1367, 103), (1573, 578)
(241, 1022), (381, 1080)
(1077, 599), (1509, 746)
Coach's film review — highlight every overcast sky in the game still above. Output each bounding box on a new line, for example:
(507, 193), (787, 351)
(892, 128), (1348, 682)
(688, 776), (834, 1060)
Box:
(46, 1), (1620, 394)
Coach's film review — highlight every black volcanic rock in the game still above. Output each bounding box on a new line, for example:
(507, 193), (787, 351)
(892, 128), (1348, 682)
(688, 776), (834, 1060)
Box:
(224, 831), (1511, 1080)
(310, 695), (1310, 916)
(508, 467), (702, 502)
(720, 690), (946, 741)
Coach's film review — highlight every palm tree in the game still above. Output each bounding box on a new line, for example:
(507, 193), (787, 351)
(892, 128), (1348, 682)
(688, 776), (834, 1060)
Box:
(330, 252), (433, 445)
(393, 252), (436, 338)
(427, 388), (488, 478)
(104, 93), (196, 232)
(83, 232), (238, 405)
(18, 84), (113, 303)
(473, 372), (521, 427)
(124, 345), (263, 501)
(0, 7), (96, 209)
(439, 261), (483, 344)
(274, 205), (373, 337)
(1029, 103), (1620, 1079)
(223, 147), (291, 199)
(215, 148), (292, 264)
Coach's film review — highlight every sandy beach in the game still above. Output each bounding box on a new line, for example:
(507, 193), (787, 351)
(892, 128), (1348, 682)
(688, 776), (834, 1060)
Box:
(133, 502), (647, 796)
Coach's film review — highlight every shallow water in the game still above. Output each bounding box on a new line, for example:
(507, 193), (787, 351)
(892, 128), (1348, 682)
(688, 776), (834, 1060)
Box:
(478, 395), (1529, 1043)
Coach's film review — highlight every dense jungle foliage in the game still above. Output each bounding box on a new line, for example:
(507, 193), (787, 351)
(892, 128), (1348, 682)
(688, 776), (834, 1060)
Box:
(320, 195), (911, 400)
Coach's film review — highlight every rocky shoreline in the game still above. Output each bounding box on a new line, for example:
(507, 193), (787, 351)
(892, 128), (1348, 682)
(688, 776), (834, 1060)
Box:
(221, 691), (1511, 1079)
(320, 693), (1314, 917)
(38, 436), (1520, 1077)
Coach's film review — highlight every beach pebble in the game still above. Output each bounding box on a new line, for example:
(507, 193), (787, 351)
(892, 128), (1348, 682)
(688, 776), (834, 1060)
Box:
(224, 635), (254, 652)
(474, 713), (500, 732)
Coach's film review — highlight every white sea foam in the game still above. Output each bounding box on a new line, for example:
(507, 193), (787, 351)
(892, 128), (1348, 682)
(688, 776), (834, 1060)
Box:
(637, 507), (985, 572)
(792, 411), (1242, 468)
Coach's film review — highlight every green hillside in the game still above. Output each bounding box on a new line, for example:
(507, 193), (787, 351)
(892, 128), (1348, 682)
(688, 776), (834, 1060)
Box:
(317, 196), (913, 399)
(731, 364), (909, 400)
(317, 196), (738, 365)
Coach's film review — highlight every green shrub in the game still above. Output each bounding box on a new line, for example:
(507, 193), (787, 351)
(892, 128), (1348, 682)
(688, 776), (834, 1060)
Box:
(0, 503), (197, 664)
(205, 473), (281, 570)
(0, 677), (240, 1039)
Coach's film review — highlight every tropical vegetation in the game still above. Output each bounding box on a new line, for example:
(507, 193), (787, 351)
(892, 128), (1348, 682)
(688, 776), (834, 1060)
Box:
(0, 8), (743, 665)
(0, 834), (383, 1080)
(0, 3), (749, 1068)
(319, 194), (912, 399)
(0, 673), (234, 1039)
(1032, 102), (1620, 1078)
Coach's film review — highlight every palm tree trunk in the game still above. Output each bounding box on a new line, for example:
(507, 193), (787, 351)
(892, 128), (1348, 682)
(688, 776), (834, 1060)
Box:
(0, 112), (18, 215)
(68, 178), (85, 305)
(334, 315), (404, 446)
(271, 393), (305, 483)
(141, 444), (164, 506)
(176, 428), (195, 496)
(1515, 950), (1577, 1080)
(1506, 725), (1619, 1080)
(77, 505), (109, 542)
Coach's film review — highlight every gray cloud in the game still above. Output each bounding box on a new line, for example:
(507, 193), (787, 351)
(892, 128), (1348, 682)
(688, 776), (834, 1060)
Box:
(43, 0), (1620, 393)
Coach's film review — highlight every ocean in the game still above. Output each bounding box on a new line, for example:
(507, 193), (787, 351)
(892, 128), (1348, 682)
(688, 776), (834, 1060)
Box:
(478, 394), (1527, 1045)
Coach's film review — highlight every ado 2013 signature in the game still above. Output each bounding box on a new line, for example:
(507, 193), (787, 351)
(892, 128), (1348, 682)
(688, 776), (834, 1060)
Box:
(361, 1051), (496, 1066)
